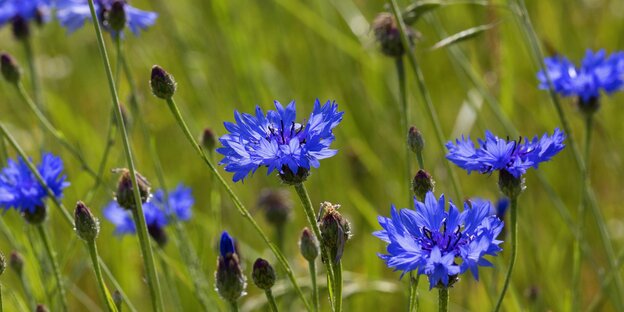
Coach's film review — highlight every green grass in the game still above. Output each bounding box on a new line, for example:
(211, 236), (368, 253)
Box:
(1, 0), (624, 311)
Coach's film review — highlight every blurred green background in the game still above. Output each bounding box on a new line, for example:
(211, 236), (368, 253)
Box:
(1, 0), (624, 311)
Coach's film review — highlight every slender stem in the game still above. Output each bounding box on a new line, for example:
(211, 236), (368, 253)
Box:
(493, 196), (517, 312)
(208, 150), (222, 236)
(229, 301), (239, 312)
(85, 1), (164, 310)
(308, 260), (319, 312)
(157, 251), (181, 311)
(265, 289), (279, 312)
(510, 0), (624, 307)
(13, 83), (100, 181)
(84, 109), (117, 203)
(333, 261), (343, 312)
(87, 241), (118, 312)
(395, 57), (412, 202)
(408, 273), (419, 312)
(18, 265), (37, 310)
(163, 97), (311, 311)
(36, 225), (67, 312)
(0, 283), (3, 312)
(22, 38), (43, 109)
(0, 125), (137, 312)
(438, 288), (448, 312)
(293, 183), (335, 306)
(388, 0), (463, 201)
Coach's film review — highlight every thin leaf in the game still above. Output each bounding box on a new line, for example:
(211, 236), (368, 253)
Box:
(403, 1), (443, 24)
(430, 21), (499, 50)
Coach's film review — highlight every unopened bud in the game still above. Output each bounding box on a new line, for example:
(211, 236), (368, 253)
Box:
(12, 16), (30, 41)
(498, 170), (524, 199)
(215, 232), (246, 303)
(372, 13), (418, 57)
(148, 224), (168, 247)
(319, 202), (351, 263)
(22, 205), (47, 225)
(407, 126), (424, 155)
(0, 251), (6, 276)
(115, 169), (151, 211)
(107, 1), (126, 32)
(36, 304), (48, 312)
(412, 169), (435, 201)
(201, 128), (217, 151)
(299, 227), (319, 262)
(150, 65), (177, 99)
(258, 189), (292, 229)
(9, 251), (24, 275)
(74, 201), (100, 242)
(252, 258), (276, 290)
(1, 53), (21, 84)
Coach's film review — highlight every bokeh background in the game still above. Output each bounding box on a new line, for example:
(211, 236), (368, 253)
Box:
(1, 0), (624, 311)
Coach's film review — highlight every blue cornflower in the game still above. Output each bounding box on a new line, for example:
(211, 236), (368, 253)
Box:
(218, 100), (344, 183)
(446, 129), (566, 179)
(0, 0), (51, 28)
(103, 184), (194, 237)
(56, 0), (157, 36)
(374, 192), (503, 289)
(220, 231), (236, 256)
(0, 153), (69, 214)
(538, 49), (624, 103)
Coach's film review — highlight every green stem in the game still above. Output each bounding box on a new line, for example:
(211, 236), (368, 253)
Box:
(84, 109), (117, 203)
(229, 301), (239, 312)
(0, 125), (136, 312)
(510, 0), (624, 307)
(36, 225), (67, 312)
(493, 196), (517, 312)
(333, 261), (343, 312)
(388, 0), (463, 201)
(265, 289), (279, 312)
(395, 56), (412, 201)
(85, 1), (164, 310)
(308, 260), (319, 312)
(22, 38), (43, 109)
(438, 288), (448, 312)
(13, 83), (100, 181)
(18, 264), (37, 310)
(157, 251), (181, 311)
(293, 183), (335, 307)
(87, 241), (118, 312)
(0, 283), (3, 312)
(408, 273), (419, 312)
(163, 97), (311, 311)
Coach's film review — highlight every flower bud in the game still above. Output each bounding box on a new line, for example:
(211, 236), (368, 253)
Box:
(372, 12), (418, 57)
(201, 128), (217, 151)
(215, 232), (246, 303)
(0, 251), (6, 276)
(113, 290), (123, 311)
(36, 304), (49, 312)
(278, 166), (309, 185)
(258, 189), (292, 229)
(1, 53), (21, 84)
(498, 170), (524, 199)
(107, 1), (127, 32)
(299, 227), (319, 262)
(114, 168), (151, 211)
(150, 65), (177, 99)
(252, 258), (276, 290)
(412, 169), (435, 201)
(407, 126), (424, 155)
(74, 201), (100, 242)
(319, 202), (351, 263)
(12, 16), (30, 41)
(22, 205), (48, 225)
(9, 251), (24, 275)
(578, 96), (600, 116)
(148, 224), (168, 247)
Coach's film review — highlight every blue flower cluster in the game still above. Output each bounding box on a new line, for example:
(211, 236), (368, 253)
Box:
(218, 100), (344, 182)
(0, 0), (51, 27)
(446, 129), (566, 178)
(0, 153), (69, 214)
(55, 0), (157, 36)
(104, 184), (193, 235)
(538, 49), (624, 102)
(374, 192), (503, 289)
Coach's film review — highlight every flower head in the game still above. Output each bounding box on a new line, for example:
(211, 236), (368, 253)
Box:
(56, 0), (157, 36)
(374, 192), (503, 289)
(0, 0), (51, 28)
(538, 50), (624, 104)
(217, 100), (343, 183)
(0, 153), (69, 214)
(446, 129), (566, 179)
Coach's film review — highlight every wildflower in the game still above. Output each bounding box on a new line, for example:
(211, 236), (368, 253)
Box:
(0, 0), (51, 39)
(0, 153), (68, 214)
(74, 201), (100, 242)
(372, 12), (418, 57)
(374, 192), (503, 289)
(201, 128), (217, 151)
(538, 50), (624, 113)
(114, 168), (151, 211)
(412, 169), (434, 201)
(150, 65), (177, 99)
(299, 227), (319, 262)
(215, 231), (246, 303)
(218, 100), (343, 183)
(407, 126), (424, 156)
(258, 188), (292, 229)
(1, 53), (21, 84)
(252, 258), (276, 290)
(56, 0), (157, 36)
(319, 202), (351, 263)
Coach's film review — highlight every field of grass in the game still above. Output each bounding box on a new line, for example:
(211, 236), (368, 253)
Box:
(1, 0), (624, 311)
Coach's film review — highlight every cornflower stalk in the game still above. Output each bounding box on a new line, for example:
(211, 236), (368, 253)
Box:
(388, 0), (463, 201)
(493, 197), (518, 311)
(35, 225), (67, 311)
(438, 288), (448, 312)
(85, 1), (165, 310)
(509, 0), (624, 307)
(159, 95), (312, 311)
(22, 38), (43, 109)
